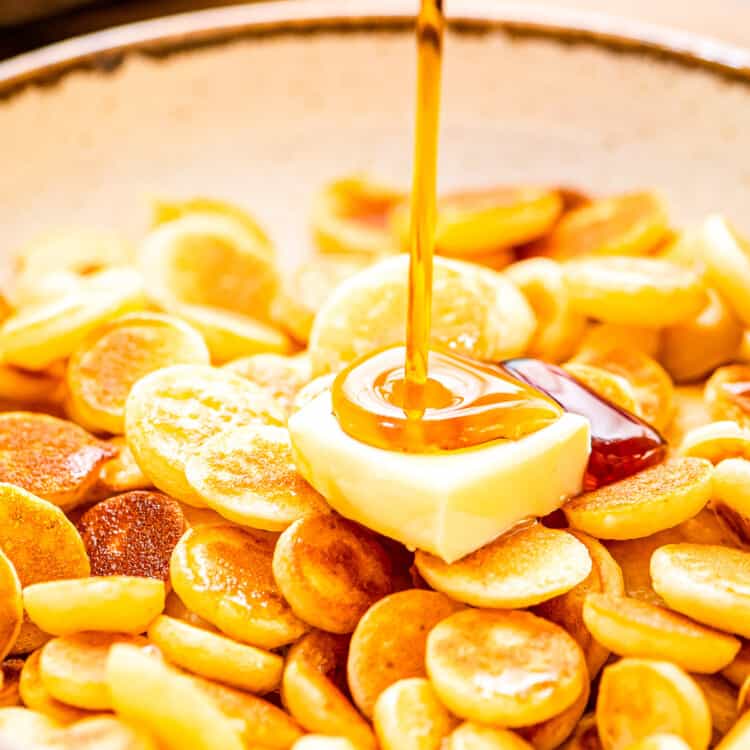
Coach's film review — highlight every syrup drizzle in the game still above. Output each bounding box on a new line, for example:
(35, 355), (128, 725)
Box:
(502, 358), (667, 490)
(403, 0), (444, 414)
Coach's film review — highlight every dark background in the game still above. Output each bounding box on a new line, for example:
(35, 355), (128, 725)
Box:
(1, 2), (749, 63)
(0, 0), (255, 58)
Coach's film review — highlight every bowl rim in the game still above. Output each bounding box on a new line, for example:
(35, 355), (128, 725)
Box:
(0, 0), (748, 100)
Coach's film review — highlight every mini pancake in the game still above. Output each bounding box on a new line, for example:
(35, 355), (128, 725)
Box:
(39, 632), (146, 710)
(187, 672), (304, 749)
(680, 423), (750, 465)
(151, 196), (274, 254)
(0, 413), (115, 511)
(596, 658), (711, 750)
(347, 589), (464, 718)
(19, 650), (92, 725)
(170, 524), (308, 649)
(415, 521), (591, 609)
(533, 191), (668, 259)
(691, 674), (738, 737)
(517, 678), (590, 750)
(272, 514), (393, 633)
(534, 530), (624, 678)
(564, 256), (705, 328)
(705, 365), (750, 429)
(444, 722), (535, 750)
(571, 342), (675, 430)
(0, 268), (146, 371)
(125, 364), (283, 506)
(172, 302), (292, 363)
(655, 224), (706, 270)
(106, 642), (244, 750)
(282, 630), (376, 750)
(10, 269), (82, 309)
(42, 715), (159, 750)
(0, 483), (90, 654)
(23, 576), (165, 636)
(563, 458), (713, 540)
(373, 677), (458, 750)
(582, 593), (740, 673)
(423, 186), (563, 257)
(66, 312), (210, 434)
(77, 491), (187, 580)
(0, 660), (24, 707)
(660, 289), (742, 383)
(426, 609), (587, 727)
(0, 707), (61, 746)
(505, 257), (587, 362)
(88, 438), (153, 500)
(185, 425), (329, 531)
(563, 362), (641, 415)
(147, 615), (282, 693)
(12, 227), (134, 290)
(308, 255), (535, 376)
(139, 212), (279, 323)
(695, 216), (750, 327)
(713, 459), (750, 543)
(605, 528), (685, 607)
(272, 253), (372, 344)
(651, 544), (750, 638)
(223, 353), (313, 417)
(0, 550), (21, 661)
(311, 175), (406, 256)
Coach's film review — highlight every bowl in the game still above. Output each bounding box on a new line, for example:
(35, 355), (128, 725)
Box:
(0, 0), (749, 266)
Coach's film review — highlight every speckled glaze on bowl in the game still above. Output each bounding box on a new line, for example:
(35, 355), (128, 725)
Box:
(0, 0), (749, 268)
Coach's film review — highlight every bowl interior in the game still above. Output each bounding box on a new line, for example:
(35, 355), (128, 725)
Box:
(0, 11), (749, 265)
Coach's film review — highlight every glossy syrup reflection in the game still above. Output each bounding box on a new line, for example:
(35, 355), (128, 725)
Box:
(333, 346), (563, 452)
(502, 358), (667, 489)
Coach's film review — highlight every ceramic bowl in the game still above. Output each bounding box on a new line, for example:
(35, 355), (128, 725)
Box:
(0, 0), (748, 266)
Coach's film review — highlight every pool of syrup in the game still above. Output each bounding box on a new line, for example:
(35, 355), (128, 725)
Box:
(332, 346), (562, 452)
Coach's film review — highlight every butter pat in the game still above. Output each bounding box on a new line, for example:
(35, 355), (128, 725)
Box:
(288, 391), (590, 563)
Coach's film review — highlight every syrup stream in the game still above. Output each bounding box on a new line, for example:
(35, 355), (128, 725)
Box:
(404, 0), (444, 415)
